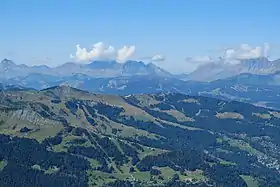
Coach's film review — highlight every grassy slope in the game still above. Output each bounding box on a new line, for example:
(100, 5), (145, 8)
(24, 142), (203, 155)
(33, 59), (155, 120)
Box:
(1, 86), (280, 186)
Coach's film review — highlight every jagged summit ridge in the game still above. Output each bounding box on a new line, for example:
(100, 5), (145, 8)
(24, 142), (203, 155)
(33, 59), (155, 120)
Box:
(186, 57), (280, 81)
(0, 59), (170, 78)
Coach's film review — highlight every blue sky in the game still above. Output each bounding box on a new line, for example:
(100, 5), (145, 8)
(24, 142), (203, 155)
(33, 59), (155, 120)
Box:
(1, 0), (280, 73)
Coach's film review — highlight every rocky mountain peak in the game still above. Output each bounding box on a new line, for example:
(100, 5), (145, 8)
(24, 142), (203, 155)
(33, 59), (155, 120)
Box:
(0, 59), (16, 67)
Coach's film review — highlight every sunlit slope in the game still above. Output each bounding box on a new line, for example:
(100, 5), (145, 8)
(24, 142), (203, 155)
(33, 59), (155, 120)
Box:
(0, 86), (280, 186)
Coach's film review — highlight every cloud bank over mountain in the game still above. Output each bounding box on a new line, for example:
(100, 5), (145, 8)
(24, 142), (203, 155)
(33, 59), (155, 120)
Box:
(1, 41), (276, 75)
(223, 43), (270, 60)
(69, 42), (167, 65)
(185, 43), (271, 68)
(70, 42), (271, 70)
(70, 42), (136, 63)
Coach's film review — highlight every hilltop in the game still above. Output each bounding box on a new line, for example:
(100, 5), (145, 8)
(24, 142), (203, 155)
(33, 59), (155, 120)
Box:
(0, 86), (280, 186)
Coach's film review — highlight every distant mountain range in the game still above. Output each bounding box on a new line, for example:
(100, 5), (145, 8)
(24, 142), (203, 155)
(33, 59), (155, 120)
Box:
(0, 59), (171, 79)
(2, 57), (280, 82)
(2, 72), (280, 110)
(2, 58), (280, 110)
(184, 57), (280, 81)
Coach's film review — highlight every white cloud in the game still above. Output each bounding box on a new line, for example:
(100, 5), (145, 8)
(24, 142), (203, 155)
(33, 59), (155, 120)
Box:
(151, 55), (165, 62)
(185, 43), (271, 68)
(117, 45), (136, 62)
(224, 43), (269, 60)
(186, 56), (214, 64)
(139, 54), (165, 62)
(70, 42), (136, 63)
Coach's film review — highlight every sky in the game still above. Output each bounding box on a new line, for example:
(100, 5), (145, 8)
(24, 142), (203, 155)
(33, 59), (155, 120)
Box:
(1, 0), (280, 73)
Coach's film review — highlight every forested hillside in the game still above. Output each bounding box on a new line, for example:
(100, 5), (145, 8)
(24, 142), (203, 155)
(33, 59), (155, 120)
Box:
(0, 86), (279, 187)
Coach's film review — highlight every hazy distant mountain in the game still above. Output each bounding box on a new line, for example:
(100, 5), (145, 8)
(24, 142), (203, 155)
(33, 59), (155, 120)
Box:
(0, 59), (28, 79)
(218, 71), (280, 86)
(0, 59), (171, 79)
(3, 74), (185, 93)
(3, 57), (280, 110)
(198, 77), (280, 110)
(186, 57), (280, 81)
(3, 57), (280, 82)
(241, 57), (273, 72)
(183, 63), (233, 81)
(86, 60), (121, 69)
(3, 71), (280, 109)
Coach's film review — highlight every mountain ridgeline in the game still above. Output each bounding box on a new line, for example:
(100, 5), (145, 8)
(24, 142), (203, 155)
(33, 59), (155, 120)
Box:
(0, 59), (171, 79)
(3, 73), (280, 110)
(0, 86), (280, 186)
(184, 57), (280, 81)
(3, 58), (280, 111)
(2, 57), (280, 81)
